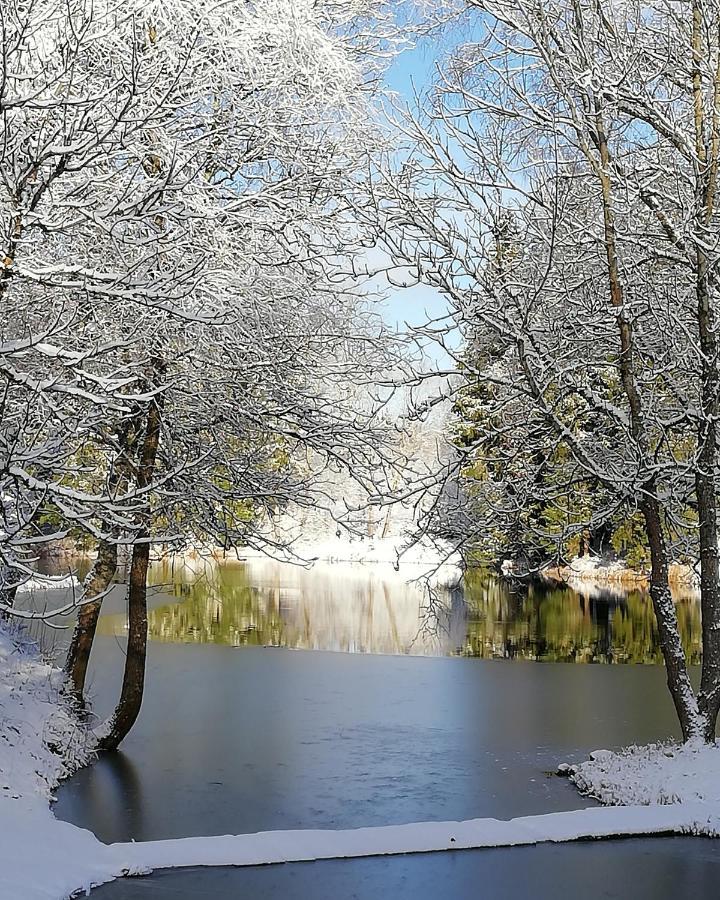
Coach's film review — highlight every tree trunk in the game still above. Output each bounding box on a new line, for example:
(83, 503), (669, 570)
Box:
(593, 97), (701, 740)
(95, 539), (150, 750)
(64, 415), (143, 703)
(694, 253), (720, 741)
(691, 1), (720, 742)
(696, 470), (720, 740)
(64, 539), (118, 703)
(642, 498), (702, 741)
(589, 521), (612, 557)
(578, 530), (589, 558)
(96, 370), (164, 751)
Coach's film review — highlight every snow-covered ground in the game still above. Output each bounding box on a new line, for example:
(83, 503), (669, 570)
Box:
(563, 555), (635, 580)
(239, 535), (464, 587)
(15, 574), (81, 594)
(0, 626), (119, 898)
(2, 625), (720, 899)
(536, 553), (701, 599)
(561, 741), (720, 806)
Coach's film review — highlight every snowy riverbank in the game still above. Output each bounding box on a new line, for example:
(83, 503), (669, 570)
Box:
(42, 535), (464, 589)
(561, 741), (720, 806)
(221, 535), (464, 588)
(537, 554), (700, 598)
(0, 627), (120, 898)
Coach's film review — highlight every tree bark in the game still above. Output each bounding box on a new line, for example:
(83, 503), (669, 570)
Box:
(594, 99), (701, 740)
(691, 0), (720, 742)
(95, 538), (151, 750)
(64, 416), (143, 703)
(96, 371), (164, 751)
(64, 539), (118, 703)
(642, 499), (702, 741)
(694, 244), (720, 741)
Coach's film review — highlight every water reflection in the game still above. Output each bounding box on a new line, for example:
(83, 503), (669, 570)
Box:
(73, 752), (146, 839)
(461, 572), (701, 665)
(97, 558), (467, 656)
(95, 558), (702, 664)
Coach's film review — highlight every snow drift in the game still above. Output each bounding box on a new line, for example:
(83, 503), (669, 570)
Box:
(561, 740), (720, 806)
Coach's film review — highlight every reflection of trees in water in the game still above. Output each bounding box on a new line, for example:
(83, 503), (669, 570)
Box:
(141, 559), (460, 656)
(460, 571), (702, 664)
(145, 561), (285, 648)
(68, 751), (145, 843)
(100, 560), (704, 664)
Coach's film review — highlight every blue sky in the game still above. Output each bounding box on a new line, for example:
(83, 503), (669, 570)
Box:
(372, 37), (457, 357)
(384, 37), (439, 99)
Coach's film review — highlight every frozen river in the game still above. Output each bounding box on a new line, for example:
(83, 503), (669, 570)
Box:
(45, 559), (717, 898)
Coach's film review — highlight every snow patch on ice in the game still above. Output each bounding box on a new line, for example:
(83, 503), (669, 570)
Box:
(562, 741), (720, 806)
(110, 802), (720, 876)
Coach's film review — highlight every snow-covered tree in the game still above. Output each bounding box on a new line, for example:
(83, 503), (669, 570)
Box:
(0, 0), (416, 746)
(376, 0), (720, 742)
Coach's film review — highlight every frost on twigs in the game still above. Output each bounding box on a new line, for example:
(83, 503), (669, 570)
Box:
(562, 741), (720, 808)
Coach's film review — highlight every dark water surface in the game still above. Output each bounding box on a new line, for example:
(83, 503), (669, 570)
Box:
(79, 839), (720, 900)
(49, 560), (717, 898)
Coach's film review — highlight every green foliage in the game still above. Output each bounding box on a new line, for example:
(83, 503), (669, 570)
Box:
(611, 515), (650, 569)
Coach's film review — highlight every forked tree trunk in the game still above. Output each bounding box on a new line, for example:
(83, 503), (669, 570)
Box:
(96, 372), (164, 751)
(65, 417), (143, 703)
